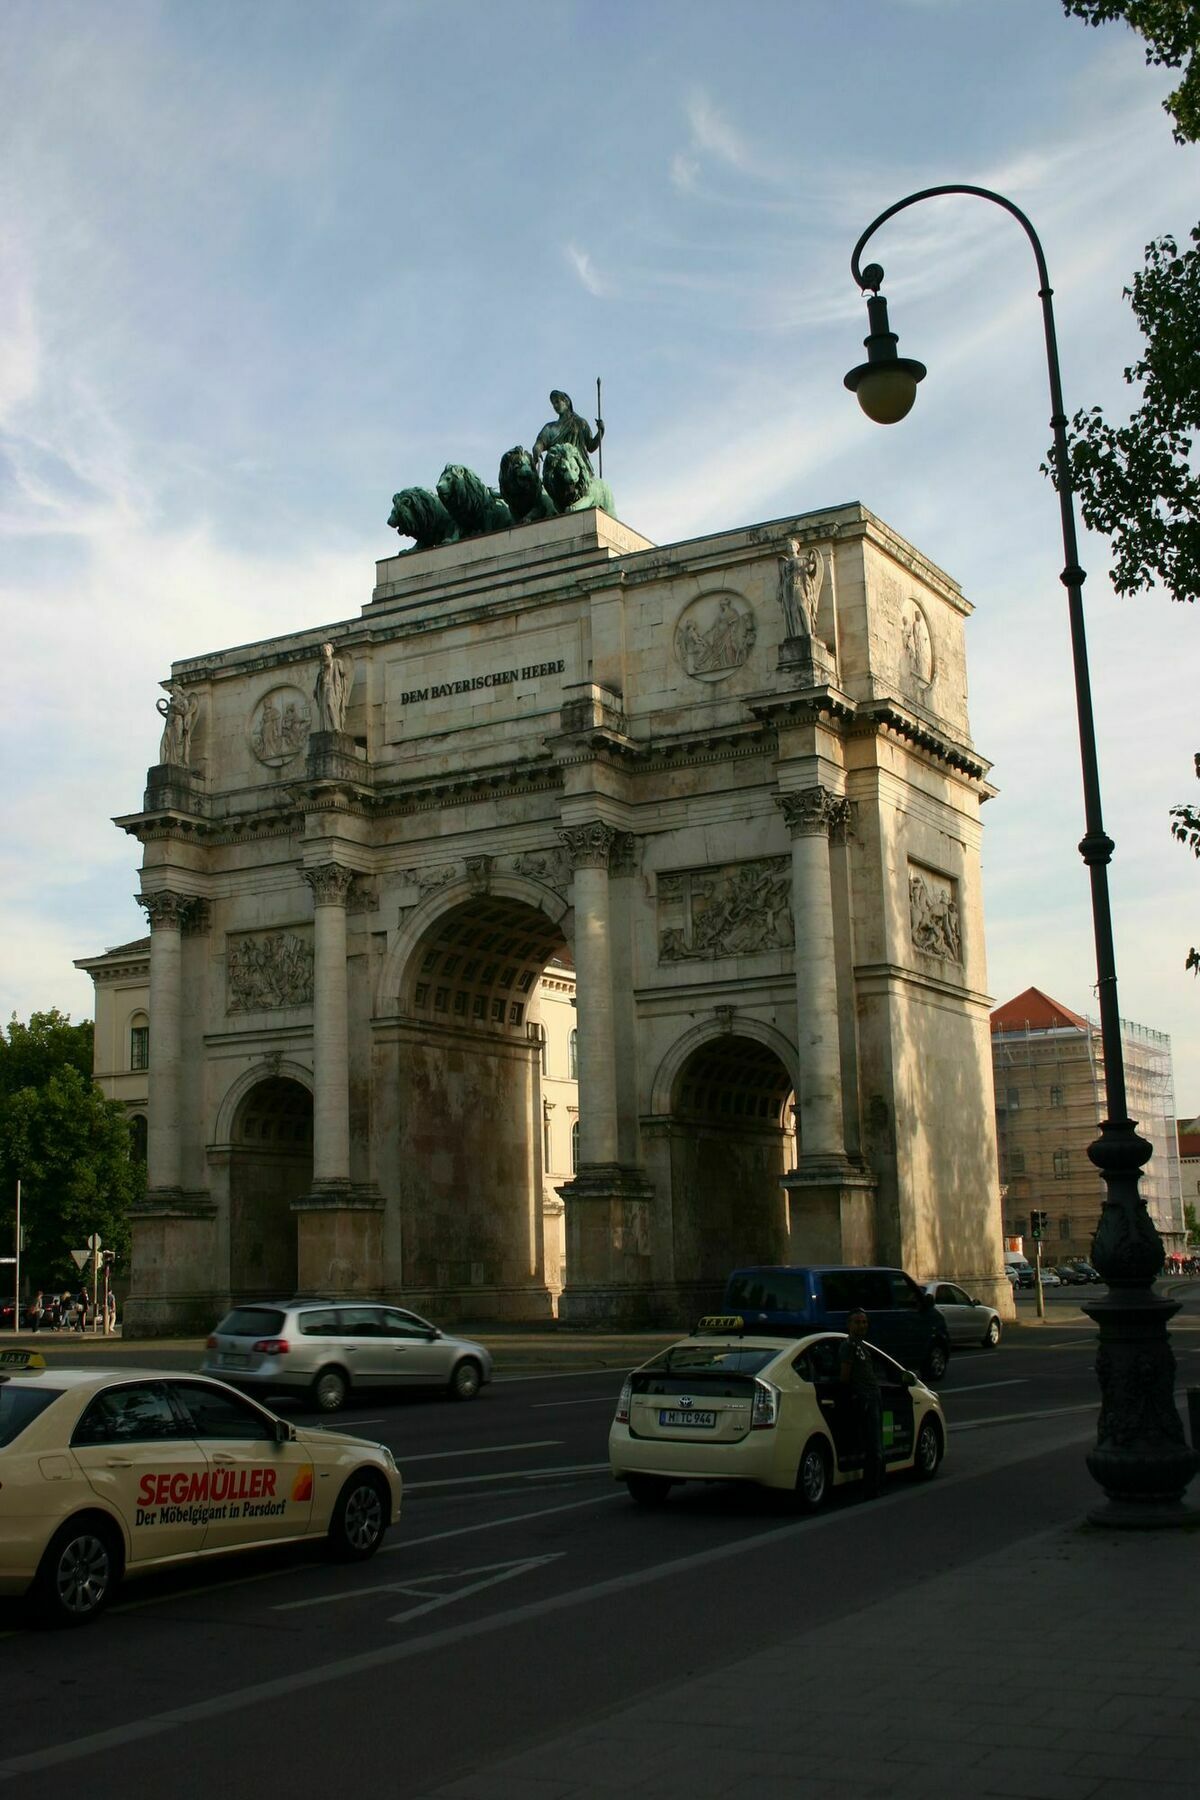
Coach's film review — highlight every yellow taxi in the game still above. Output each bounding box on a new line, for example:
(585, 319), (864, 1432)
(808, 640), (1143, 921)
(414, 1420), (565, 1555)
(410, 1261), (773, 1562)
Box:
(609, 1317), (947, 1507)
(0, 1351), (402, 1625)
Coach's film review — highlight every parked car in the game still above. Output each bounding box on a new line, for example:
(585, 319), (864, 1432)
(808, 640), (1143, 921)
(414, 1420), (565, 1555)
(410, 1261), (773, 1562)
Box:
(202, 1301), (493, 1412)
(609, 1320), (946, 1509)
(1066, 1259), (1102, 1283)
(0, 1350), (401, 1625)
(923, 1280), (1002, 1348)
(1037, 1268), (1062, 1287)
(721, 1265), (951, 1382)
(1054, 1264), (1090, 1285)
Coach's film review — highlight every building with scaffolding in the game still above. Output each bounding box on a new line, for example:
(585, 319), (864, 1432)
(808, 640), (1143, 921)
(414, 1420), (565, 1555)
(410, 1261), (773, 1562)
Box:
(990, 987), (1185, 1258)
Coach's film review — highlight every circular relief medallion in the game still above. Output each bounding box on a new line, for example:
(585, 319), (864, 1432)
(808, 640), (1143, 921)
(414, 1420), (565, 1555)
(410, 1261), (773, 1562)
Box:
(900, 597), (934, 695)
(674, 592), (757, 683)
(249, 685), (312, 768)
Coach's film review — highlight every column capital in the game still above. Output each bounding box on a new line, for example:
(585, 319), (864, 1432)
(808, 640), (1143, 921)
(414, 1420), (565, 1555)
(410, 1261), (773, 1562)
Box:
(138, 890), (202, 932)
(304, 863), (355, 907)
(777, 787), (849, 840)
(556, 821), (618, 871)
(609, 831), (639, 876)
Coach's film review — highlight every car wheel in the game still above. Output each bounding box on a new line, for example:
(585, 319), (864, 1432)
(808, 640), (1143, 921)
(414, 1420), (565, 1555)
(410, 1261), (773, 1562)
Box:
(327, 1472), (389, 1561)
(795, 1437), (832, 1512)
(923, 1341), (950, 1383)
(449, 1358), (482, 1401)
(626, 1473), (672, 1507)
(984, 1317), (1002, 1348)
(913, 1414), (944, 1481)
(30, 1518), (122, 1627)
(312, 1366), (349, 1413)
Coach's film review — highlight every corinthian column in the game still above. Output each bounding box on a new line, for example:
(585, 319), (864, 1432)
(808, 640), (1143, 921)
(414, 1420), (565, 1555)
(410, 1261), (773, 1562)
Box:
(304, 863), (355, 1190)
(557, 821), (619, 1167)
(138, 891), (195, 1195)
(778, 789), (850, 1161)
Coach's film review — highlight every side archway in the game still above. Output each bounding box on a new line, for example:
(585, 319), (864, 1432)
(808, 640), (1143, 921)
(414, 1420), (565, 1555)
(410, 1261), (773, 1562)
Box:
(651, 1023), (797, 1291)
(227, 1076), (312, 1302)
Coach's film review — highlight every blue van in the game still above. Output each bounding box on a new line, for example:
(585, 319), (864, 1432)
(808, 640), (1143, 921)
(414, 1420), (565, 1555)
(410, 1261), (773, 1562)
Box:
(721, 1265), (951, 1381)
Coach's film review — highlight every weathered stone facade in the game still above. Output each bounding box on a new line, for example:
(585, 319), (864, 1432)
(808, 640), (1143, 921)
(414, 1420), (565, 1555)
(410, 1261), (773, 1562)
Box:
(114, 503), (1009, 1333)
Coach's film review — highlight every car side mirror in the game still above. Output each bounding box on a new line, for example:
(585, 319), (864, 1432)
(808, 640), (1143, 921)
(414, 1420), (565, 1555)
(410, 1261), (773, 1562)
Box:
(918, 1291), (935, 1311)
(901, 1370), (918, 1387)
(274, 1418), (295, 1443)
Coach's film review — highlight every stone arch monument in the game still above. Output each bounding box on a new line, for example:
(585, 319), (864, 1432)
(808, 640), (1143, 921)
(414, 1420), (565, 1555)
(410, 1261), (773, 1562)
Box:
(119, 499), (1006, 1332)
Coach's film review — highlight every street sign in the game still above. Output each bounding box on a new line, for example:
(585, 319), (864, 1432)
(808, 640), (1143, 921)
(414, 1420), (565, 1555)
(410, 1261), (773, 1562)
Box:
(87, 1234), (102, 1251)
(70, 1249), (89, 1269)
(0, 1256), (15, 1265)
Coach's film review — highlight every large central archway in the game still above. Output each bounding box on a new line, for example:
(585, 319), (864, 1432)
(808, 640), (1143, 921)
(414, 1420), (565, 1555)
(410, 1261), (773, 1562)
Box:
(389, 892), (571, 1316)
(667, 1033), (796, 1293)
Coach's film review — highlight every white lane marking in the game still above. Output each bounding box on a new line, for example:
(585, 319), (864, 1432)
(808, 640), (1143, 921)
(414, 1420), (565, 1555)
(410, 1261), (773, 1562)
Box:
(950, 1402), (1096, 1431)
(277, 1552), (563, 1615)
(385, 1491), (625, 1553)
(949, 1379), (1029, 1394)
(532, 1396), (618, 1409)
(400, 1438), (561, 1464)
(407, 1460), (610, 1491)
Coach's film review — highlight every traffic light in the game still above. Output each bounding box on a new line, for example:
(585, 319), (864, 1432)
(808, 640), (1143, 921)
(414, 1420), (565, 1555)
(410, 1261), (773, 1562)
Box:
(1029, 1209), (1049, 1240)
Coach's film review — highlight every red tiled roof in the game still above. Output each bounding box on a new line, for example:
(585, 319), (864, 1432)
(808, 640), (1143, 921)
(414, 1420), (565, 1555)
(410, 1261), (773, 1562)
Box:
(990, 986), (1089, 1034)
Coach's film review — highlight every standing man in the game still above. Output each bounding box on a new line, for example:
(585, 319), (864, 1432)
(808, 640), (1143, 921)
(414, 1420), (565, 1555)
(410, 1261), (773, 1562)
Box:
(839, 1308), (884, 1498)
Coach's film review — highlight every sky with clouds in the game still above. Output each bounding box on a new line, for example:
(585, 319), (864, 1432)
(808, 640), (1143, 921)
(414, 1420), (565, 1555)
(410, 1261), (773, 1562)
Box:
(2, 0), (1197, 1111)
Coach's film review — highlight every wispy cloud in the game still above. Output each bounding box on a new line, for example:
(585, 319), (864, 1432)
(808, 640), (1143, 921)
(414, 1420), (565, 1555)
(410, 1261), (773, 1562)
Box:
(564, 244), (608, 298)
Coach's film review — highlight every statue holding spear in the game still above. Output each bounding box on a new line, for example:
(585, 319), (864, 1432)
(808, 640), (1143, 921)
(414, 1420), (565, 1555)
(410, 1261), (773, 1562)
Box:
(532, 387), (605, 476)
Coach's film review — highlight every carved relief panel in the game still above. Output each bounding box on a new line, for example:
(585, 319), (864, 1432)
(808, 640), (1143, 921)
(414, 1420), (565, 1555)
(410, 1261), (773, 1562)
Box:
(908, 863), (961, 963)
(673, 591), (756, 682)
(227, 929), (314, 1012)
(658, 858), (793, 962)
(249, 686), (312, 768)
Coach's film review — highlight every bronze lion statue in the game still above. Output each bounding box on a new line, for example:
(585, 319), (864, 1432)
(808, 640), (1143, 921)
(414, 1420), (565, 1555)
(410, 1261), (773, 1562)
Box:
(542, 443), (614, 516)
(498, 446), (558, 525)
(436, 464), (514, 540)
(387, 487), (459, 552)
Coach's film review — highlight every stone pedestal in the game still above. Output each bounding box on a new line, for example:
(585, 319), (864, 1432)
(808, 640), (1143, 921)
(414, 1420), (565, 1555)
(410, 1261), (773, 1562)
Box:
(557, 1163), (658, 1324)
(306, 731), (367, 784)
(778, 636), (836, 686)
(292, 1185), (385, 1296)
(143, 763), (207, 815)
(781, 1162), (878, 1265)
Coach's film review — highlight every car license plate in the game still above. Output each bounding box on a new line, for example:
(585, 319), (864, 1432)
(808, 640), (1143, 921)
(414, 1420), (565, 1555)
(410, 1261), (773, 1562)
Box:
(659, 1408), (716, 1428)
(221, 1352), (250, 1368)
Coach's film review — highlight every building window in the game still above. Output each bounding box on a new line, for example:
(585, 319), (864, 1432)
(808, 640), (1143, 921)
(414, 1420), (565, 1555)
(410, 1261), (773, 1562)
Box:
(129, 1021), (149, 1071)
(568, 1028), (578, 1081)
(530, 1023), (547, 1075)
(543, 1113), (552, 1171)
(571, 1120), (579, 1173)
(129, 1114), (148, 1162)
(1009, 1149), (1026, 1174)
(1059, 1215), (1071, 1239)
(1053, 1149), (1070, 1180)
(1006, 1086), (1020, 1111)
(1049, 1084), (1064, 1108)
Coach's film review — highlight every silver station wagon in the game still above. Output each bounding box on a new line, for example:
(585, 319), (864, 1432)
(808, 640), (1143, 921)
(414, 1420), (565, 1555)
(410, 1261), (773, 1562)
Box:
(202, 1301), (493, 1413)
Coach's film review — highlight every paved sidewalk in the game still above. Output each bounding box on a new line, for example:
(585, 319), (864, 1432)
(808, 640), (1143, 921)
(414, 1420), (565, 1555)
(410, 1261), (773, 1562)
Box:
(414, 1518), (1200, 1800)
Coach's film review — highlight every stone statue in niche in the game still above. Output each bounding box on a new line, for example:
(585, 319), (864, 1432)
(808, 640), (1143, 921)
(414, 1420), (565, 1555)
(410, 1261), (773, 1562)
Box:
(901, 597), (934, 695)
(658, 858), (793, 961)
(532, 389), (604, 476)
(313, 643), (353, 734)
(498, 447), (558, 524)
(541, 443), (614, 516)
(436, 465), (513, 539)
(387, 488), (460, 552)
(156, 685), (199, 766)
(909, 868), (961, 962)
(227, 931), (314, 1012)
(778, 541), (825, 642)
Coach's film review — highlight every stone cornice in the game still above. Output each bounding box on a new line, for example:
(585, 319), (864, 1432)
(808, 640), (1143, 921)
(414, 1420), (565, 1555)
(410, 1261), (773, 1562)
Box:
(851, 700), (992, 783)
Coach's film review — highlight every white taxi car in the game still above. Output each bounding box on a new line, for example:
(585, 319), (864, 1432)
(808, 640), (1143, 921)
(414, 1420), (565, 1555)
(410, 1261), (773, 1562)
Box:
(0, 1351), (402, 1625)
(609, 1318), (946, 1507)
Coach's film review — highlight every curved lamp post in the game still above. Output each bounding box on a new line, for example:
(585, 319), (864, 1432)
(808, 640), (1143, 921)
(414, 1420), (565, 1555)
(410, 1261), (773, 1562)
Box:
(845, 185), (1197, 1526)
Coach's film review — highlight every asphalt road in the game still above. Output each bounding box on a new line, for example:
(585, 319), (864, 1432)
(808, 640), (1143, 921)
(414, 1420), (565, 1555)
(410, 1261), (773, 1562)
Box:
(3, 1294), (1199, 1797)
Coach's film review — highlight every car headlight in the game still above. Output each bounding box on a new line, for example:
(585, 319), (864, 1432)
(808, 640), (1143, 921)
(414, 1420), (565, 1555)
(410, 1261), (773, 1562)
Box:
(378, 1444), (397, 1472)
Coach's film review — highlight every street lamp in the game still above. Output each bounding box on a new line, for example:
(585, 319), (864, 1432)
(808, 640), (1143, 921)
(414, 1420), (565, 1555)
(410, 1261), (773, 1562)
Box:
(845, 184), (1198, 1526)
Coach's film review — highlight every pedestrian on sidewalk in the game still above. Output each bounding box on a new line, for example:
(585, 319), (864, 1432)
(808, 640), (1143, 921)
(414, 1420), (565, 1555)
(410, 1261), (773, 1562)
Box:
(30, 1291), (44, 1333)
(839, 1307), (883, 1498)
(75, 1289), (88, 1334)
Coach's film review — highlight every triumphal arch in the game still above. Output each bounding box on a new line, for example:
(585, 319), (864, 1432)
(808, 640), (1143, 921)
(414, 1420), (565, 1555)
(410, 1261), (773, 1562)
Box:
(119, 424), (1006, 1333)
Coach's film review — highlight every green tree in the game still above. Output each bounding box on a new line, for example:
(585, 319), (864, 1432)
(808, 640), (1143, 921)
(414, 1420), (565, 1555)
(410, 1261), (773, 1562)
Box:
(1055, 4), (1200, 602)
(1185, 1200), (1198, 1244)
(0, 1011), (140, 1294)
